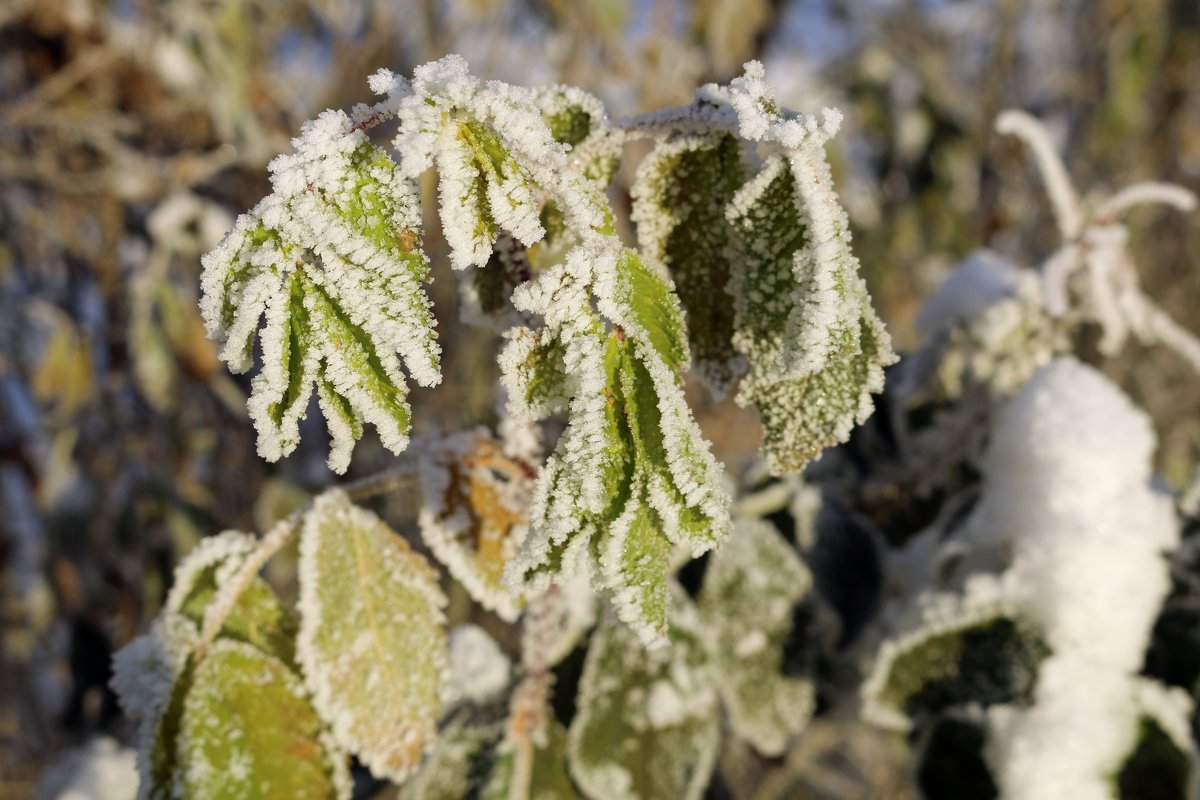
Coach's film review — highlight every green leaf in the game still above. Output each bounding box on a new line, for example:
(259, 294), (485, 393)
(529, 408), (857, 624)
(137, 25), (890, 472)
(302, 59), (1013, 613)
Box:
(697, 519), (814, 755)
(178, 640), (347, 799)
(632, 133), (744, 392)
(167, 531), (298, 666)
(727, 156), (894, 473)
(508, 320), (728, 644)
(297, 490), (449, 782)
(750, 311), (891, 473)
(568, 620), (719, 800)
(200, 122), (440, 474)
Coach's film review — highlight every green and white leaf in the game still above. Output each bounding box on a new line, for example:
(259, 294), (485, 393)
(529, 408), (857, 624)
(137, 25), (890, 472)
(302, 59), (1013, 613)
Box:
(177, 640), (348, 799)
(568, 619), (719, 800)
(631, 133), (744, 394)
(297, 490), (449, 782)
(697, 518), (814, 755)
(166, 530), (298, 665)
(503, 243), (731, 644)
(199, 111), (440, 473)
(727, 155), (894, 473)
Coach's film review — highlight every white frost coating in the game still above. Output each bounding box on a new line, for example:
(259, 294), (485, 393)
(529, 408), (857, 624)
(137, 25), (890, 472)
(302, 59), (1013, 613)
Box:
(996, 109), (1200, 378)
(703, 61), (842, 151)
(447, 624), (511, 704)
(779, 144), (868, 380)
(915, 251), (1024, 340)
(995, 110), (1084, 239)
(867, 358), (1189, 796)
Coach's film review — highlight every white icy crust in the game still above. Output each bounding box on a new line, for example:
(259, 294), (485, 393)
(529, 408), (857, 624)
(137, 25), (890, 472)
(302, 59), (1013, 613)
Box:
(995, 109), (1200, 374)
(199, 100), (441, 473)
(499, 237), (732, 616)
(447, 624), (511, 704)
(392, 54), (603, 269)
(691, 60), (842, 151)
(416, 429), (528, 621)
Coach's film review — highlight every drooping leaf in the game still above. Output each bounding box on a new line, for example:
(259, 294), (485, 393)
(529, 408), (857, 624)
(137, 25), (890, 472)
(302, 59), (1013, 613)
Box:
(631, 133), (744, 394)
(177, 640), (347, 799)
(199, 112), (440, 473)
(697, 519), (815, 755)
(418, 429), (530, 621)
(727, 156), (894, 473)
(504, 255), (730, 643)
(297, 490), (448, 782)
(568, 619), (719, 800)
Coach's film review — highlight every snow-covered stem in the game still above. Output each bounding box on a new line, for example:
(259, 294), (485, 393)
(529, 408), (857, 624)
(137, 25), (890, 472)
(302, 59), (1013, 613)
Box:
(1095, 181), (1197, 222)
(995, 110), (1084, 239)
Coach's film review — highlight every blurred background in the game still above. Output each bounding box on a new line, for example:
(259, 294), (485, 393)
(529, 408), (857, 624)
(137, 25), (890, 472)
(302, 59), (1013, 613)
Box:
(2, 0), (1199, 795)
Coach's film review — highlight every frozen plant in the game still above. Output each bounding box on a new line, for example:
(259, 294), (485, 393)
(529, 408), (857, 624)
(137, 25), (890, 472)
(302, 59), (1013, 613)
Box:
(114, 55), (893, 799)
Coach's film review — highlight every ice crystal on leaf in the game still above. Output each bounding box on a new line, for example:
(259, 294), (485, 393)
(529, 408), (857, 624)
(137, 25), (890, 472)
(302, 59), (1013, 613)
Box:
(297, 490), (449, 784)
(177, 640), (346, 800)
(568, 617), (719, 800)
(200, 111), (440, 474)
(696, 519), (815, 755)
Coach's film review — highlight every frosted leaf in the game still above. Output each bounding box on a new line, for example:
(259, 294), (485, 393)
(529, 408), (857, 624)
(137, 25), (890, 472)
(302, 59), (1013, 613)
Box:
(482, 720), (581, 800)
(418, 429), (531, 621)
(177, 640), (348, 799)
(393, 55), (604, 247)
(727, 156), (894, 472)
(861, 576), (1049, 733)
(506, 268), (731, 644)
(498, 326), (571, 422)
(631, 133), (745, 395)
(297, 490), (448, 783)
(568, 619), (719, 800)
(696, 519), (815, 755)
(199, 117), (440, 473)
(111, 614), (198, 800)
(529, 85), (622, 264)
(166, 530), (297, 665)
